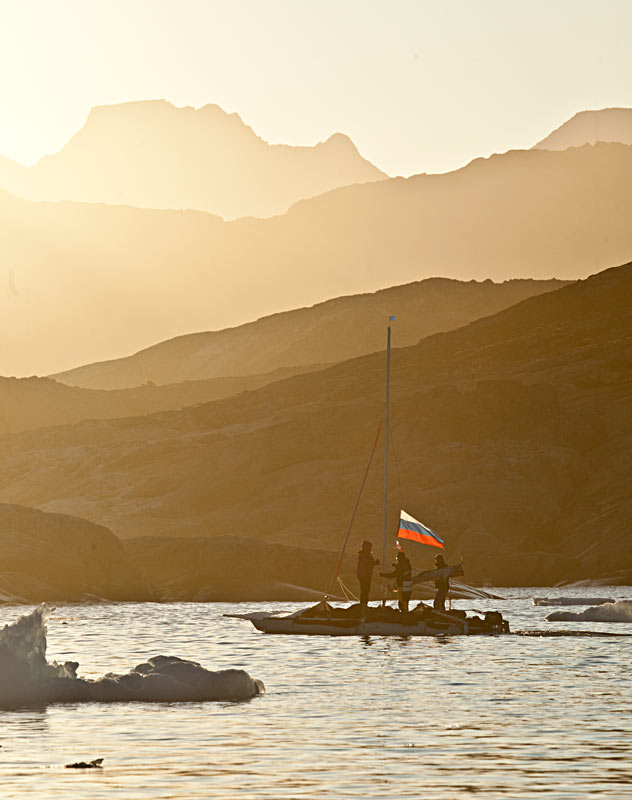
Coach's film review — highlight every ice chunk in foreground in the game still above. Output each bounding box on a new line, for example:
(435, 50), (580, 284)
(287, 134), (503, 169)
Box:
(546, 600), (632, 623)
(0, 606), (264, 708)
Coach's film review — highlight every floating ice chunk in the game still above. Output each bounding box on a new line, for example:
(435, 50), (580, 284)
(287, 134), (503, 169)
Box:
(0, 606), (264, 708)
(533, 597), (615, 606)
(546, 600), (632, 623)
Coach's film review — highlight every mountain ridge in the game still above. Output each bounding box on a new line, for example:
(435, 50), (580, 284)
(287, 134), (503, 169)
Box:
(1, 262), (629, 586)
(3, 141), (630, 377)
(51, 276), (569, 390)
(534, 107), (632, 150)
(0, 99), (386, 219)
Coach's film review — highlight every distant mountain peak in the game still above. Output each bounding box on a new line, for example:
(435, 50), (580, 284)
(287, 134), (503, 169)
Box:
(323, 131), (353, 145)
(319, 132), (360, 153)
(534, 107), (632, 151)
(1, 99), (386, 219)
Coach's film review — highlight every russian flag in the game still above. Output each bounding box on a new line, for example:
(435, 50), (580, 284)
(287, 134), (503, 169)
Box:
(398, 509), (444, 549)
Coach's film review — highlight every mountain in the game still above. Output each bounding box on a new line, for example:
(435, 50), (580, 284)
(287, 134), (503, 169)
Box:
(0, 100), (386, 219)
(52, 277), (568, 390)
(0, 503), (149, 602)
(0, 365), (321, 436)
(1, 277), (566, 434)
(1, 263), (630, 587)
(0, 503), (336, 601)
(534, 108), (632, 150)
(122, 536), (338, 602)
(3, 142), (631, 377)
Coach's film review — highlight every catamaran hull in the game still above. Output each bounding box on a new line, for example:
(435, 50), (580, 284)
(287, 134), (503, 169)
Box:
(250, 618), (504, 636)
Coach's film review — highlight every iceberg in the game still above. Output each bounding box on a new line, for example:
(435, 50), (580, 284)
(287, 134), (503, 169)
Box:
(0, 606), (264, 708)
(546, 600), (632, 623)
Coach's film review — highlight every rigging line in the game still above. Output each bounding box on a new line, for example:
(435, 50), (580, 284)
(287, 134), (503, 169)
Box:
(326, 418), (384, 597)
(337, 577), (359, 602)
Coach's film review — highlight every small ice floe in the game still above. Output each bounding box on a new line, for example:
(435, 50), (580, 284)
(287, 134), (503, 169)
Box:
(0, 606), (264, 708)
(65, 759), (103, 769)
(533, 597), (615, 606)
(546, 600), (632, 623)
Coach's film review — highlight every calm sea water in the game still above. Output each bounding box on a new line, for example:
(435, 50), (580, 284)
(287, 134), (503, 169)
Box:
(1, 587), (631, 800)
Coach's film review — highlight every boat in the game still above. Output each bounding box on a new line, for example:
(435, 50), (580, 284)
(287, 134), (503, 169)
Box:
(230, 321), (510, 637)
(232, 602), (509, 636)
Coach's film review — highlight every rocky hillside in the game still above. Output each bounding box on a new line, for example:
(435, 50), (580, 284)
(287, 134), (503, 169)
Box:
(0, 100), (386, 219)
(0, 503), (342, 602)
(1, 263), (629, 587)
(123, 536), (338, 602)
(52, 277), (567, 390)
(3, 142), (631, 377)
(0, 503), (149, 602)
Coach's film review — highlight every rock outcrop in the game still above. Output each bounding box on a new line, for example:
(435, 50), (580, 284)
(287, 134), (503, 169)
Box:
(0, 504), (150, 602)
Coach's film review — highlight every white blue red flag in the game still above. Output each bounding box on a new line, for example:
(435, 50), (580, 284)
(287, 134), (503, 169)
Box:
(398, 509), (444, 549)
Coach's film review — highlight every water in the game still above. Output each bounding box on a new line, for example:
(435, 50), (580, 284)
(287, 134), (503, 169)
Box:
(1, 587), (631, 799)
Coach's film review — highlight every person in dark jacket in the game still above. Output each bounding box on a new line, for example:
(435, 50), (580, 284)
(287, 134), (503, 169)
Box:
(356, 540), (379, 613)
(380, 549), (413, 612)
(415, 553), (463, 611)
(432, 553), (450, 611)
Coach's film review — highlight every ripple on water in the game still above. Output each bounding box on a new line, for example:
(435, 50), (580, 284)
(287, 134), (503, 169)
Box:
(0, 589), (631, 798)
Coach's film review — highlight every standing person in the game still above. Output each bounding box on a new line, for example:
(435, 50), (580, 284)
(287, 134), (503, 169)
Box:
(415, 554), (464, 611)
(380, 549), (413, 613)
(356, 540), (379, 615)
(432, 554), (450, 611)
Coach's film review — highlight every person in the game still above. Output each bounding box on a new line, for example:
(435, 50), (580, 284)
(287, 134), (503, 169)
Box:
(380, 548), (413, 613)
(356, 540), (379, 614)
(414, 553), (456, 611)
(431, 553), (450, 611)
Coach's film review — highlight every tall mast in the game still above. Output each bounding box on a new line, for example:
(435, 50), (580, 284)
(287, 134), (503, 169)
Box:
(381, 323), (391, 603)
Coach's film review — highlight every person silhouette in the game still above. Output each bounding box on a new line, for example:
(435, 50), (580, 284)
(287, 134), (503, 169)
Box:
(432, 554), (450, 610)
(380, 549), (413, 612)
(356, 540), (379, 615)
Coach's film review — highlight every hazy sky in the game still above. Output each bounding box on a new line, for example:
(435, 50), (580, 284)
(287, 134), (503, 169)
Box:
(1, 0), (631, 176)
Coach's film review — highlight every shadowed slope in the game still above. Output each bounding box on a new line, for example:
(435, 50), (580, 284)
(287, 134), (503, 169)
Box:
(3, 142), (631, 377)
(1, 263), (630, 586)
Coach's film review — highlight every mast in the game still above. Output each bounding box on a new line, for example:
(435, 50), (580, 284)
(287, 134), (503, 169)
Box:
(381, 323), (391, 603)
